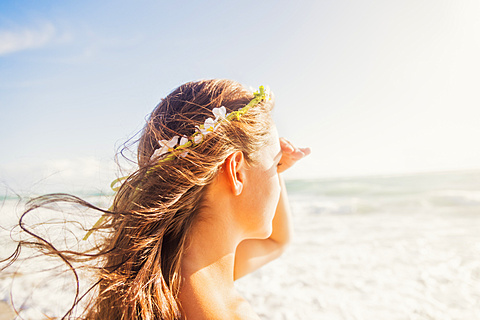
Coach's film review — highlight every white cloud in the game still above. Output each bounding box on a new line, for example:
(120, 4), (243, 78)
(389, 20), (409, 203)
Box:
(0, 22), (56, 56)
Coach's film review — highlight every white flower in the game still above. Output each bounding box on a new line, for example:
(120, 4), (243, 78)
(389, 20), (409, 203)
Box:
(193, 107), (228, 139)
(212, 106), (227, 121)
(150, 136), (179, 161)
(150, 148), (164, 161)
(179, 136), (189, 146)
(177, 136), (189, 158)
(204, 117), (216, 132)
(160, 136), (179, 150)
(193, 133), (203, 144)
(264, 86), (271, 100)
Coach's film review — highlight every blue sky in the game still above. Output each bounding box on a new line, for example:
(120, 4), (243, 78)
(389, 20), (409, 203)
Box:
(1, 0), (480, 193)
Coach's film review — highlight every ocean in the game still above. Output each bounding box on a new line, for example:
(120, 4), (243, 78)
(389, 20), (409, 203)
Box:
(1, 170), (480, 319)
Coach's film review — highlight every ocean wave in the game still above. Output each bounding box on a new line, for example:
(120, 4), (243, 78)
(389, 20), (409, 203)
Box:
(427, 190), (480, 207)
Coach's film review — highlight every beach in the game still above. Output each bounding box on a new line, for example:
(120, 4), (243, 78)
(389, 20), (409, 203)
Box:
(237, 171), (480, 319)
(1, 170), (480, 319)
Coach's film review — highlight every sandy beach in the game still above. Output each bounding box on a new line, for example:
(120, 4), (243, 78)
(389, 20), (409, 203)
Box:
(0, 301), (15, 320)
(236, 171), (480, 319)
(237, 206), (480, 319)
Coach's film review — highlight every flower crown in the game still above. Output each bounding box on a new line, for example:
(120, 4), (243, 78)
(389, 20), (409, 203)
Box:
(83, 85), (270, 240)
(149, 85), (271, 163)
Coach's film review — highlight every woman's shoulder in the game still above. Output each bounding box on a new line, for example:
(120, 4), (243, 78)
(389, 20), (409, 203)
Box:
(230, 295), (262, 320)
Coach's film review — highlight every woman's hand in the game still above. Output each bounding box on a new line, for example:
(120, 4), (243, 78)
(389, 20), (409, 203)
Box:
(277, 138), (311, 173)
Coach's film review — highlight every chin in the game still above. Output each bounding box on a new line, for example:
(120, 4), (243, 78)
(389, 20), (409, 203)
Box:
(251, 224), (273, 239)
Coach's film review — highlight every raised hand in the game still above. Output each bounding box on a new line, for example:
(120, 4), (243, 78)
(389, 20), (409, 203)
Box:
(277, 137), (311, 173)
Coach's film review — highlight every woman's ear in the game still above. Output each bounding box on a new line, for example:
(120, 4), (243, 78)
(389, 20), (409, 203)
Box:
(224, 151), (245, 196)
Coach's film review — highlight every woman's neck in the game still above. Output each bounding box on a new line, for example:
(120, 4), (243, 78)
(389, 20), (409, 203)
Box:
(180, 212), (240, 289)
(178, 210), (255, 319)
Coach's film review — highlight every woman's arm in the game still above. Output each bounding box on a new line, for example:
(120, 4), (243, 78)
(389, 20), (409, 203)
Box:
(234, 175), (291, 280)
(233, 139), (310, 280)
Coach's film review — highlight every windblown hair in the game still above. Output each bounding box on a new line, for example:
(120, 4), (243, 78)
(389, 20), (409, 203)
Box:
(2, 79), (274, 319)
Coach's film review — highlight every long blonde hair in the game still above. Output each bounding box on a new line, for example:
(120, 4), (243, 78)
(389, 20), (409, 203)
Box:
(5, 79), (274, 319)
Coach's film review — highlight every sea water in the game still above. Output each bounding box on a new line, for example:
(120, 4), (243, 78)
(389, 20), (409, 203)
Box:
(237, 170), (480, 320)
(1, 170), (480, 319)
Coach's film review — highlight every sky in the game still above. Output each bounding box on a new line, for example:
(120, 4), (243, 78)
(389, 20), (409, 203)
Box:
(1, 0), (480, 194)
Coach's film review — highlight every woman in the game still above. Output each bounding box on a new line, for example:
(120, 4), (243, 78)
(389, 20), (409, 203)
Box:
(7, 79), (310, 319)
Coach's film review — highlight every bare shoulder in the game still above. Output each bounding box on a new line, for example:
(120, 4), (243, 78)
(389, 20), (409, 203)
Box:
(231, 295), (262, 320)
(180, 288), (261, 320)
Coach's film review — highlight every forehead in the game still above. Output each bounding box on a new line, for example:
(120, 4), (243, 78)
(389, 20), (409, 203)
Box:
(248, 124), (280, 166)
(264, 125), (281, 158)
